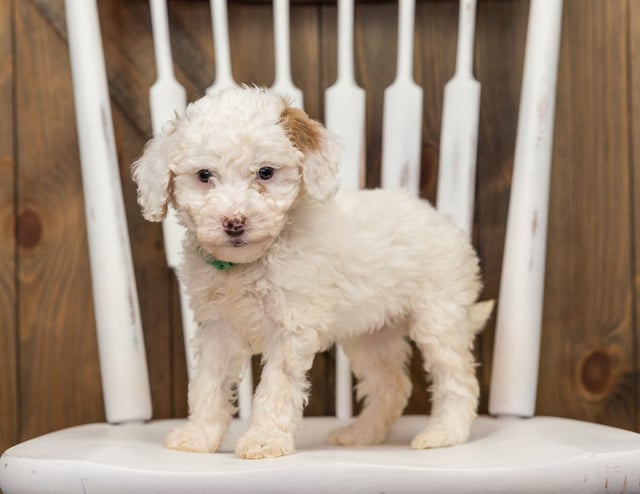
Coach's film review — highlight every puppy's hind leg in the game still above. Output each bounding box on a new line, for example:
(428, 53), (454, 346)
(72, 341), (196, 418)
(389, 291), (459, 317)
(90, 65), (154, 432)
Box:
(328, 324), (412, 446)
(409, 299), (493, 449)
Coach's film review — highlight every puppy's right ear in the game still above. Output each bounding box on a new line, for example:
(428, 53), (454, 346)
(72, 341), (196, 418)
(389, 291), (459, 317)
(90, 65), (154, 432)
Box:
(131, 130), (175, 222)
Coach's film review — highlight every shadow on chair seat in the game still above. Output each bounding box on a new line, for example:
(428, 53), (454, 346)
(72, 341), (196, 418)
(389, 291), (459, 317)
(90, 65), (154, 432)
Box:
(2, 416), (640, 493)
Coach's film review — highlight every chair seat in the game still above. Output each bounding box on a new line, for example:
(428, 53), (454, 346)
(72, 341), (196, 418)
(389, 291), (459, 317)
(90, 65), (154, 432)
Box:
(2, 415), (639, 493)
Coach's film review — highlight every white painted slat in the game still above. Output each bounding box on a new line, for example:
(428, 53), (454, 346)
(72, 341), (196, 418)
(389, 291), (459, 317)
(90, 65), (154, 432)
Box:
(436, 0), (480, 235)
(271, 0), (303, 108)
(207, 0), (238, 94)
(326, 0), (366, 191)
(489, 0), (564, 418)
(148, 0), (187, 272)
(148, 0), (198, 382)
(65, 0), (152, 423)
(381, 0), (423, 193)
(325, 0), (367, 420)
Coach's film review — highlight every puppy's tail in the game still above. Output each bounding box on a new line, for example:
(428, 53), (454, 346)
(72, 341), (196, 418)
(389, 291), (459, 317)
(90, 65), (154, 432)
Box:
(468, 300), (495, 334)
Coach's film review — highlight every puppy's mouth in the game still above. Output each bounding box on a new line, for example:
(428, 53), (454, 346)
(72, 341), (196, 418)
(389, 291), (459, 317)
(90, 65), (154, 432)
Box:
(229, 238), (247, 247)
(197, 233), (276, 265)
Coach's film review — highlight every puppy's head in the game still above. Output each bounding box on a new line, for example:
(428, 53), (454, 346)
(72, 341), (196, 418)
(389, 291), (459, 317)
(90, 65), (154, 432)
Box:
(132, 86), (340, 264)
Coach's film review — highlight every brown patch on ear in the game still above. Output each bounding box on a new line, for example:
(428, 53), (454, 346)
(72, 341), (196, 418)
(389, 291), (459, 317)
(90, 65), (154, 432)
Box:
(278, 106), (323, 155)
(167, 169), (177, 208)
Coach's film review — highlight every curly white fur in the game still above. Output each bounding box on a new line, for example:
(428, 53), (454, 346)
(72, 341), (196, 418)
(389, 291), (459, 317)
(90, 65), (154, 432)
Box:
(132, 86), (493, 459)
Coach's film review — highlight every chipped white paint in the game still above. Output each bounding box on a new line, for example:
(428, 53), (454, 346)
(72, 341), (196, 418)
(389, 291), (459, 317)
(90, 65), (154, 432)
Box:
(489, 0), (564, 418)
(271, 0), (303, 108)
(381, 0), (423, 194)
(65, 0), (151, 424)
(436, 0), (480, 235)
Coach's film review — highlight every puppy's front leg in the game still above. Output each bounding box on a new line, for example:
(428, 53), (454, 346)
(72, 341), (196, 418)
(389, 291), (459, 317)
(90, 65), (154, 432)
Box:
(236, 333), (317, 459)
(165, 321), (249, 453)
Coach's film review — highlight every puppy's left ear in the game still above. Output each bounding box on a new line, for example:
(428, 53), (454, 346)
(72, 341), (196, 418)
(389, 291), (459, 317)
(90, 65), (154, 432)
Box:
(279, 106), (341, 201)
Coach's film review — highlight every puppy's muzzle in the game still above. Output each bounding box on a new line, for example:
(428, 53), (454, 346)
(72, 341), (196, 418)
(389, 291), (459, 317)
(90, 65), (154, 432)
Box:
(223, 215), (247, 237)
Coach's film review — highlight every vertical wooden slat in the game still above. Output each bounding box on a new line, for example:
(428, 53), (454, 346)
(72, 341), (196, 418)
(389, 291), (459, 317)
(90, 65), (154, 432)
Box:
(319, 1), (393, 414)
(489, 0), (564, 418)
(28, 0), (178, 421)
(0, 0), (18, 454)
(474, 0), (529, 414)
(96, 0), (178, 419)
(628, 0), (640, 432)
(15, 0), (103, 439)
(321, 2), (399, 190)
(538, 0), (636, 429)
(67, 0), (152, 424)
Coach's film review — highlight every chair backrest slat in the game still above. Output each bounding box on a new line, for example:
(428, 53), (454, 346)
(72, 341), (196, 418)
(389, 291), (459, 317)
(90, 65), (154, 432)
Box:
(435, 0), (480, 235)
(325, 0), (364, 420)
(272, 0), (304, 108)
(205, 0), (255, 418)
(66, 0), (152, 424)
(325, 0), (366, 193)
(380, 0), (423, 193)
(148, 0), (198, 383)
(489, 0), (563, 417)
(208, 0), (237, 94)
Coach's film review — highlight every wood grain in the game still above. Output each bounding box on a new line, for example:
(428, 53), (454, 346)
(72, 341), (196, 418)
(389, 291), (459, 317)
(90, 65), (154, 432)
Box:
(628, 0), (640, 432)
(0, 0), (18, 455)
(320, 1), (398, 189)
(538, 0), (636, 428)
(473, 0), (529, 413)
(28, 0), (179, 421)
(14, 0), (103, 439)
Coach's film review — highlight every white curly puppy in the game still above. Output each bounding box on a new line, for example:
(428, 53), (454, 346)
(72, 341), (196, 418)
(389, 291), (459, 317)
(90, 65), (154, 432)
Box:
(133, 86), (493, 460)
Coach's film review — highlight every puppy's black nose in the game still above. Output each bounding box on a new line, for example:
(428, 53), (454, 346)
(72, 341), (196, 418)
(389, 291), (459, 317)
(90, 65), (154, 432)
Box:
(223, 216), (246, 237)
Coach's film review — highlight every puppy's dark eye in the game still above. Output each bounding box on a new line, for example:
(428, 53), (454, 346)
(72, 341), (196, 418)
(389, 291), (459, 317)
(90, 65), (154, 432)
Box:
(257, 166), (275, 181)
(197, 169), (213, 183)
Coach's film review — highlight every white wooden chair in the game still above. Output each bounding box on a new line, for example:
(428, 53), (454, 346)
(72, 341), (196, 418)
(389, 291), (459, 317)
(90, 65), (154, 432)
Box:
(2, 0), (640, 493)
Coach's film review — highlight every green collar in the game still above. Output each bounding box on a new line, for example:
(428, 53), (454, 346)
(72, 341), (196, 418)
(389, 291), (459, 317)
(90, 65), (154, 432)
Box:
(196, 245), (235, 271)
(207, 258), (235, 271)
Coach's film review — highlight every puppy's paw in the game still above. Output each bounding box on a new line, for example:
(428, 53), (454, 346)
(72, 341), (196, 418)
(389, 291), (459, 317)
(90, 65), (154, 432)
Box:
(410, 421), (470, 450)
(327, 421), (388, 447)
(235, 429), (294, 459)
(164, 423), (223, 453)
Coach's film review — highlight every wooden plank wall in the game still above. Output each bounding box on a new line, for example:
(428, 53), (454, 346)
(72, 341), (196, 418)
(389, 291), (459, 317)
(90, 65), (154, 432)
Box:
(1, 0), (639, 454)
(0, 0), (18, 458)
(632, 0), (640, 436)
